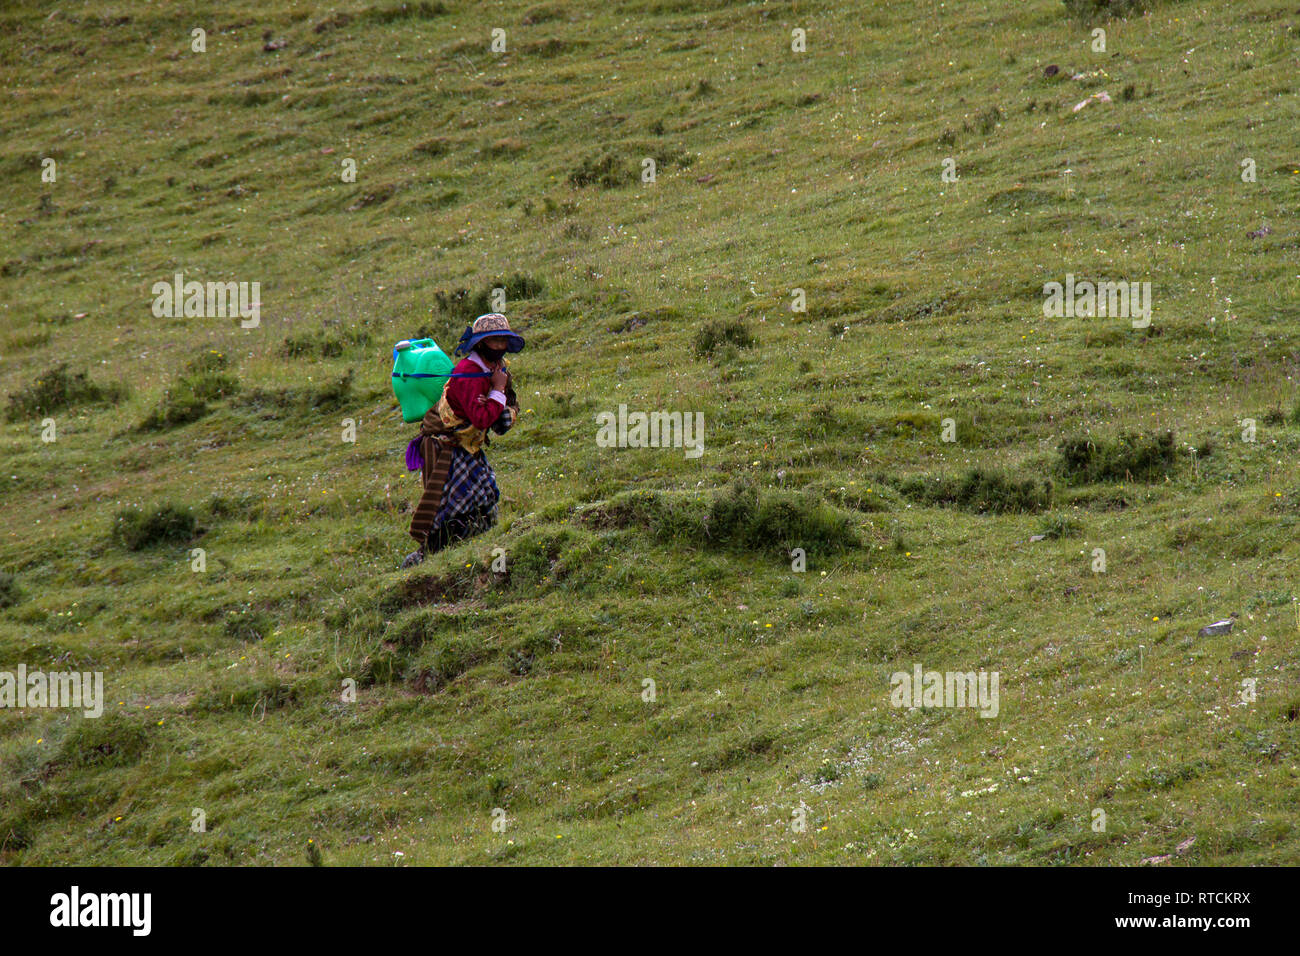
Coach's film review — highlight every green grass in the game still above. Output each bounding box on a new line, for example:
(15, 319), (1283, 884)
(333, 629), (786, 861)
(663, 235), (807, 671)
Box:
(1, 0), (1298, 865)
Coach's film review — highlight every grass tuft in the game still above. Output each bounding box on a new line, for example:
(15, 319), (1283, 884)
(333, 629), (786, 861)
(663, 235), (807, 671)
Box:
(586, 481), (859, 554)
(0, 572), (20, 609)
(693, 318), (754, 358)
(899, 468), (1054, 514)
(4, 364), (125, 421)
(111, 505), (198, 551)
(1057, 430), (1179, 484)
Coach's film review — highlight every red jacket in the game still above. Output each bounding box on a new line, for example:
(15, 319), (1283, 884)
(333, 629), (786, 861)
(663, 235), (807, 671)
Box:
(444, 353), (509, 431)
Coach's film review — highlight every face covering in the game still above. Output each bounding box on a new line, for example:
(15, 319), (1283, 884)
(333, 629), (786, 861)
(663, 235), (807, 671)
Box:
(477, 345), (507, 364)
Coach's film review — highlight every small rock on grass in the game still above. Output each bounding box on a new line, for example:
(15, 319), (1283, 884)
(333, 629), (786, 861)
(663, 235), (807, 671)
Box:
(1198, 619), (1233, 637)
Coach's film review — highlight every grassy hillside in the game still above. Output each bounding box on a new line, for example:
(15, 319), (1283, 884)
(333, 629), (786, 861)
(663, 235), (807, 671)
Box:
(1, 0), (1297, 865)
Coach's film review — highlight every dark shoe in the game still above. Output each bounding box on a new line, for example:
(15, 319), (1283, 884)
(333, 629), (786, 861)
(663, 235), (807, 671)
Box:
(401, 549), (425, 569)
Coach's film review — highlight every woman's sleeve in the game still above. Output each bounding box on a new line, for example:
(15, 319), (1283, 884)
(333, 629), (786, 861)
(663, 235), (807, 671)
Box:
(447, 372), (506, 431)
(489, 376), (519, 435)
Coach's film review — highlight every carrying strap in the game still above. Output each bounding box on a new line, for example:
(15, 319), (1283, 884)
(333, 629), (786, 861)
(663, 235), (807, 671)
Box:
(392, 370), (493, 380)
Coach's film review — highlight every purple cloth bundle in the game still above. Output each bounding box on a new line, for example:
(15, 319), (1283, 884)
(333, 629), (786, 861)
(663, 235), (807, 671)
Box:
(405, 434), (424, 472)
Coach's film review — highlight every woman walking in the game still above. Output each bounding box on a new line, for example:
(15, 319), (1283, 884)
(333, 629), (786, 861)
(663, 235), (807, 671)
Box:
(402, 313), (523, 568)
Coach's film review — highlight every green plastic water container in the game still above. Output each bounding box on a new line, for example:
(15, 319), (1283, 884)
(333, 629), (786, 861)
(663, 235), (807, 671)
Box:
(392, 339), (455, 423)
